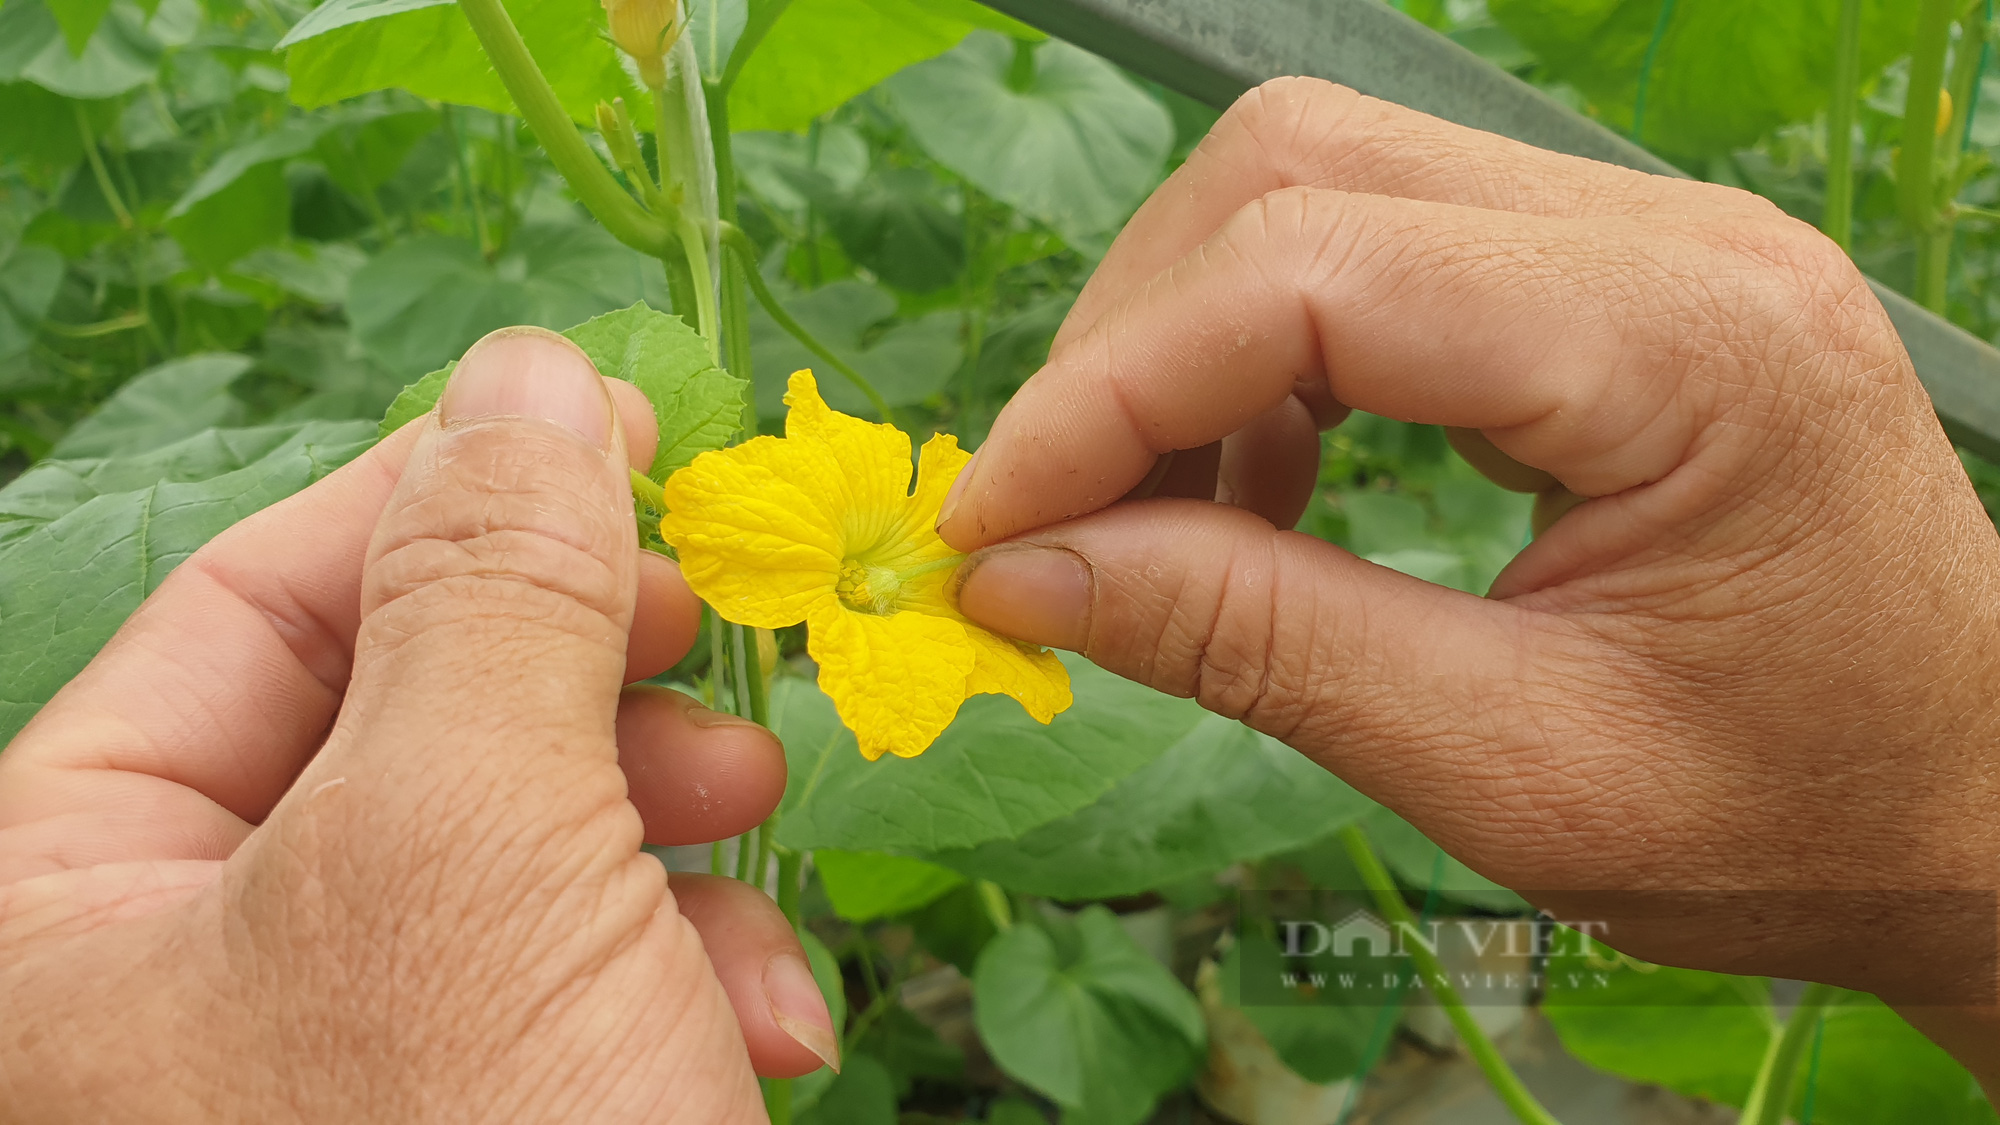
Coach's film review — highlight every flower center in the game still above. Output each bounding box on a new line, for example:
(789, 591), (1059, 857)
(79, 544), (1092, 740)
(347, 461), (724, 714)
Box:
(836, 561), (903, 616)
(835, 554), (968, 616)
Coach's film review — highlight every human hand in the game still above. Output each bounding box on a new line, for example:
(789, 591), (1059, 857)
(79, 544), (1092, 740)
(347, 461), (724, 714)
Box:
(0, 330), (835, 1122)
(943, 80), (2000, 1070)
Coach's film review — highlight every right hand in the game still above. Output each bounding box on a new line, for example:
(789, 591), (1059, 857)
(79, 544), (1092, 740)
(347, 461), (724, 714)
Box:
(944, 78), (2000, 1077)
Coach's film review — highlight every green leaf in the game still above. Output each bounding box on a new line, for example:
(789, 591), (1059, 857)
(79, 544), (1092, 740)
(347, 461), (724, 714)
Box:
(275, 0), (456, 46)
(169, 120), (328, 219)
(794, 1053), (896, 1125)
(1488, 0), (1919, 155)
(0, 82), (86, 173)
(283, 0), (636, 126)
(884, 31), (1172, 240)
(905, 881), (998, 976)
(0, 420), (378, 743)
(727, 0), (982, 133)
(52, 0), (115, 57)
(1219, 931), (1384, 1084)
(935, 714), (1374, 899)
(852, 1004), (964, 1097)
(814, 848), (965, 922)
(346, 225), (653, 377)
(686, 0), (749, 82)
(0, 242), (64, 362)
(376, 304), (745, 482)
(233, 243), (368, 307)
(1804, 995), (1998, 1125)
(974, 905), (1205, 1125)
(747, 277), (962, 415)
(166, 160), (291, 273)
(801, 925), (847, 1033)
(1541, 933), (1774, 1107)
(52, 353), (253, 459)
(561, 303), (745, 480)
(0, 0), (170, 100)
(770, 657), (1208, 854)
(0, 423), (340, 548)
(822, 166), (966, 293)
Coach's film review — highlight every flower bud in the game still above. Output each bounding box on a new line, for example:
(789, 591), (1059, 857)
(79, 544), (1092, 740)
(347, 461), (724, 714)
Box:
(604, 0), (677, 86)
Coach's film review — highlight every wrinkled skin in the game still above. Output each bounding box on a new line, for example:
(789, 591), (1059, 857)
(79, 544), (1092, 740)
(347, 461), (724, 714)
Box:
(948, 79), (2000, 1083)
(0, 330), (834, 1123)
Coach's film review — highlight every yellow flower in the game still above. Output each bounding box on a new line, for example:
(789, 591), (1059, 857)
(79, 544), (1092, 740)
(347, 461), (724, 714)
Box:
(660, 371), (1073, 760)
(603, 0), (678, 86)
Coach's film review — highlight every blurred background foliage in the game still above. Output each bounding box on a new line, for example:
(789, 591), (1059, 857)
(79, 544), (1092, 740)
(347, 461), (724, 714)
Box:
(4, 0), (2000, 1120)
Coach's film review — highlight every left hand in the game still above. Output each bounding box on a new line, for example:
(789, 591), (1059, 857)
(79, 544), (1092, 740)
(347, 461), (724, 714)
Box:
(0, 329), (829, 1121)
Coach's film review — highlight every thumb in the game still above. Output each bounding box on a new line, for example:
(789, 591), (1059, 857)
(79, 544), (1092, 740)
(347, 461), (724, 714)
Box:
(243, 325), (649, 959)
(953, 498), (1560, 815)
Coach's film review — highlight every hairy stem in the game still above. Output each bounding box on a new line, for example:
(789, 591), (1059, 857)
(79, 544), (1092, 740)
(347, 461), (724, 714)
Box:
(455, 0), (671, 257)
(1337, 825), (1562, 1125)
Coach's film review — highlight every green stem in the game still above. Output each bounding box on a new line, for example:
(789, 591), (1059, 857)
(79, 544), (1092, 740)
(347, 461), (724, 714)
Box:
(753, 821), (773, 893)
(734, 828), (756, 880)
(40, 312), (149, 339)
(1336, 825), (1561, 1125)
(653, 77), (722, 356)
(1738, 984), (1838, 1125)
(707, 605), (731, 711)
(1822, 0), (1865, 250)
(72, 103), (133, 230)
(976, 880), (1014, 931)
(1902, 0), (1956, 311)
(455, 0), (671, 257)
(629, 467), (667, 513)
(445, 106), (494, 257)
(776, 847), (803, 926)
(723, 226), (896, 423)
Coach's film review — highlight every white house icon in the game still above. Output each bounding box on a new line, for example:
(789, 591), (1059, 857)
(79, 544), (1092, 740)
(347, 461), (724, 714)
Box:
(1331, 909), (1392, 957)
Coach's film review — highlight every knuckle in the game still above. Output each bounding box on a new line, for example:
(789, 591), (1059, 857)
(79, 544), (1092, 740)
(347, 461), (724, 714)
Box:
(364, 422), (633, 642)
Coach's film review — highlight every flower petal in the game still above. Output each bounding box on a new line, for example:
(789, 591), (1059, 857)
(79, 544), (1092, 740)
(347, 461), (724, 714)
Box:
(807, 600), (976, 760)
(661, 438), (843, 629)
(869, 432), (972, 571)
(783, 371), (916, 554)
(963, 626), (1073, 723)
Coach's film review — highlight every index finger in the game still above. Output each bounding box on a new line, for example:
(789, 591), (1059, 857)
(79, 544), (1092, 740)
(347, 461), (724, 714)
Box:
(1055, 78), (1762, 355)
(937, 182), (1877, 553)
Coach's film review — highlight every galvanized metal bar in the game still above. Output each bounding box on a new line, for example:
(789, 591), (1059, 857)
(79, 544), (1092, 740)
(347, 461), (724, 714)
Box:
(981, 0), (2000, 461)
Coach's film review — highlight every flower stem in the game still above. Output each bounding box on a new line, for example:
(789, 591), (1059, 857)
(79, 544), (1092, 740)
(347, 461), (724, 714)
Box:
(454, 0), (672, 257)
(652, 74), (722, 356)
(1901, 0), (1957, 311)
(1336, 824), (1561, 1125)
(629, 468), (666, 514)
(73, 103), (133, 230)
(1821, 0), (1864, 250)
(722, 224), (897, 424)
(1738, 984), (1838, 1125)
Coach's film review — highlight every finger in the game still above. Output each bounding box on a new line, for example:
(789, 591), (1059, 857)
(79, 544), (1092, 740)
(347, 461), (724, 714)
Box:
(1445, 426), (1558, 494)
(1056, 77), (1768, 353)
(952, 499), (1572, 831)
(627, 553), (700, 682)
(1218, 395), (1321, 529)
(0, 371), (672, 876)
(938, 185), (1870, 555)
(616, 686), (788, 845)
(669, 873), (841, 1078)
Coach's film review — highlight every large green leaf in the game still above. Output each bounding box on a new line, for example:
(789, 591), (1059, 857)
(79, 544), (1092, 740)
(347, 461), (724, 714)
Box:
(1541, 934), (1775, 1107)
(747, 277), (961, 416)
(347, 225), (653, 377)
(0, 420), (378, 743)
(375, 303), (744, 482)
(0, 0), (172, 100)
(1805, 996), (1998, 1125)
(1488, 0), (1918, 155)
(51, 354), (252, 459)
(770, 657), (1207, 854)
(728, 0), (980, 133)
(166, 161), (291, 272)
(974, 905), (1206, 1125)
(282, 0), (636, 126)
(884, 31), (1172, 240)
(934, 714), (1373, 899)
(813, 848), (965, 922)
(794, 1053), (896, 1125)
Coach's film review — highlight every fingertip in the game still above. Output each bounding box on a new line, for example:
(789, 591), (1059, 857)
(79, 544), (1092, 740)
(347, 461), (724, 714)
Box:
(668, 874), (838, 1079)
(615, 686), (788, 844)
(628, 552), (699, 682)
(605, 378), (660, 477)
